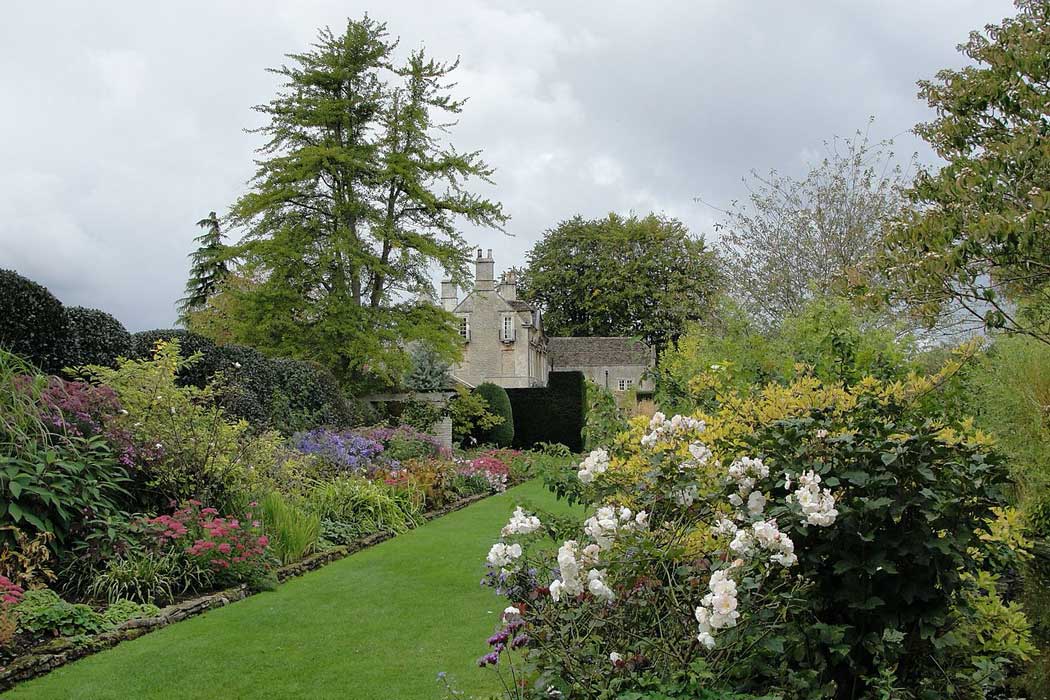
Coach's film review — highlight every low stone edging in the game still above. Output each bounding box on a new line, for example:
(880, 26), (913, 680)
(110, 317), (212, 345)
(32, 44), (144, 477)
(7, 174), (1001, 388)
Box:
(0, 488), (503, 693)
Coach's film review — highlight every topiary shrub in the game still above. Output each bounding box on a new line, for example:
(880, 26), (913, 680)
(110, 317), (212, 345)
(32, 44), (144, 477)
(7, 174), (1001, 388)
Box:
(131, 329), (218, 388)
(65, 306), (133, 368)
(270, 358), (351, 433)
(472, 383), (514, 447)
(0, 269), (69, 373)
(212, 343), (276, 427)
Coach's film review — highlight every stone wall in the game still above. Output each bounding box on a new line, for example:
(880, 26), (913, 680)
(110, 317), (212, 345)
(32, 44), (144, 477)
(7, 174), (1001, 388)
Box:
(363, 391), (454, 449)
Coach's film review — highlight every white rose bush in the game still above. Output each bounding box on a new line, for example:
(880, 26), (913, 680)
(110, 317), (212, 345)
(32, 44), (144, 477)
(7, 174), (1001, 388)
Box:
(477, 412), (841, 699)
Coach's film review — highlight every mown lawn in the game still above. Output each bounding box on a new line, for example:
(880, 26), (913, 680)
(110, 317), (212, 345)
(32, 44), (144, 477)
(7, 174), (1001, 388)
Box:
(4, 480), (577, 700)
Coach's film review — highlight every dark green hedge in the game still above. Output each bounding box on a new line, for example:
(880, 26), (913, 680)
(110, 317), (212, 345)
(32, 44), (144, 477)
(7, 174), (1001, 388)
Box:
(131, 329), (350, 433)
(65, 306), (133, 368)
(506, 371), (586, 452)
(473, 382), (515, 447)
(131, 329), (219, 387)
(0, 269), (69, 373)
(269, 358), (352, 431)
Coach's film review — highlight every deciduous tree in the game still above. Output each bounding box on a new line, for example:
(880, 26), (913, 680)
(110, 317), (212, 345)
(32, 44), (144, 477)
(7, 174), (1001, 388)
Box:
(519, 213), (721, 351)
(880, 0), (1050, 343)
(713, 126), (911, 329)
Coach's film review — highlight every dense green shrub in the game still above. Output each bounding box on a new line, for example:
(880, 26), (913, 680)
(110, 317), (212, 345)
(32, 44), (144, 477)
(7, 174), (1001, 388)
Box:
(1, 349), (130, 547)
(448, 385), (504, 446)
(657, 296), (916, 413)
(78, 341), (270, 510)
(0, 269), (69, 373)
(964, 335), (1050, 534)
(270, 358), (351, 431)
(495, 372), (1017, 698)
(132, 331), (350, 433)
(131, 329), (219, 388)
(211, 343), (277, 427)
(64, 306), (133, 368)
(506, 372), (586, 452)
(1, 437), (129, 546)
(582, 379), (628, 450)
(742, 394), (1010, 693)
(472, 383), (514, 447)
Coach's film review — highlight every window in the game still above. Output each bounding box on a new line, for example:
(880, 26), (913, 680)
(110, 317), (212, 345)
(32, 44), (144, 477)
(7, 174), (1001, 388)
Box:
(500, 314), (515, 342)
(458, 316), (470, 341)
(617, 378), (634, 391)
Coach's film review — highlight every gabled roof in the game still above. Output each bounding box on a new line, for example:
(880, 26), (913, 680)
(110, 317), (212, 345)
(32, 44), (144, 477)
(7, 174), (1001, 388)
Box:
(548, 337), (653, 368)
(506, 299), (535, 312)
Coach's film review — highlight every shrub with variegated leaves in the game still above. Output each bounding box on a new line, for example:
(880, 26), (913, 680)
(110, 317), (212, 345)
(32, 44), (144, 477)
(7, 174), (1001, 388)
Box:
(476, 373), (1019, 699)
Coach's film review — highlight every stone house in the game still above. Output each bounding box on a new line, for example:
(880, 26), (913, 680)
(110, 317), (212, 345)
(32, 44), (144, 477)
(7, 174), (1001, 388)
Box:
(443, 249), (550, 389)
(443, 250), (655, 396)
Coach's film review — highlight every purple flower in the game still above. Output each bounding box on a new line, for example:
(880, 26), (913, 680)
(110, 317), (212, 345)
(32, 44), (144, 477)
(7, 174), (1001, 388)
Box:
(292, 429), (386, 473)
(477, 650), (501, 667)
(487, 630), (510, 646)
(511, 634), (529, 649)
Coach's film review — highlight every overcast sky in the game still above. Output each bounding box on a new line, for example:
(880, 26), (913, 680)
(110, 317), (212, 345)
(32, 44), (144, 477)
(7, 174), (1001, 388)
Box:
(0, 0), (1017, 331)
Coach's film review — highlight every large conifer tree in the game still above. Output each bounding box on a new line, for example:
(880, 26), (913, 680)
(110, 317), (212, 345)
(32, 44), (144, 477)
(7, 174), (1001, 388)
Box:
(228, 17), (506, 382)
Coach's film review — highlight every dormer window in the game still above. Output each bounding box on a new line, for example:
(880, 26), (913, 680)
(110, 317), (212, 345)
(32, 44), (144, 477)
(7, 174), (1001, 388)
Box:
(458, 316), (470, 342)
(500, 314), (515, 342)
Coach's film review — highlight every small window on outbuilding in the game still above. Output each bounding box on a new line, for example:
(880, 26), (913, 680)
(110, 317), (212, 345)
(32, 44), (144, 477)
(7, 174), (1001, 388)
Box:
(618, 378), (634, 391)
(458, 316), (470, 341)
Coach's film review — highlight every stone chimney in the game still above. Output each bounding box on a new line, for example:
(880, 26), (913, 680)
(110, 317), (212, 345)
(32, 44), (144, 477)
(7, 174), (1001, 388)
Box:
(499, 269), (517, 301)
(474, 248), (495, 292)
(440, 280), (458, 311)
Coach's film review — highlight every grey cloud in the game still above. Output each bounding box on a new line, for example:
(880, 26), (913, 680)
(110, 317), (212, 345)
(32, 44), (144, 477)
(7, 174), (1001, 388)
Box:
(0, 0), (1016, 330)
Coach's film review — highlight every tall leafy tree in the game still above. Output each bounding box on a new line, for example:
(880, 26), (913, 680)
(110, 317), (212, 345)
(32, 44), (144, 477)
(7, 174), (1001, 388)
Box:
(228, 18), (506, 382)
(519, 213), (722, 351)
(713, 126), (911, 329)
(880, 0), (1050, 343)
(177, 211), (229, 322)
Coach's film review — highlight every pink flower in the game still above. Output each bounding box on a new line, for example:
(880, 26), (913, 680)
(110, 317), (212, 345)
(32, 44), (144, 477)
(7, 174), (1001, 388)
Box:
(257, 535), (269, 547)
(217, 543), (232, 555)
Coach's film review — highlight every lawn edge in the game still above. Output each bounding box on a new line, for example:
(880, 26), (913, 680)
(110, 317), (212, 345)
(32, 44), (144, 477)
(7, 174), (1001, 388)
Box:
(0, 488), (504, 693)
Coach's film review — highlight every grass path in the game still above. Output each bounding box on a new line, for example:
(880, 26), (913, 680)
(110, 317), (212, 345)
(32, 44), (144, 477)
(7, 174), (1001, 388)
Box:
(4, 480), (577, 700)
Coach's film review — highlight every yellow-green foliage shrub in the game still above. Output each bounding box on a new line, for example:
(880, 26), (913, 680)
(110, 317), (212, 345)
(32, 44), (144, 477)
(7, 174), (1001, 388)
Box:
(78, 341), (274, 510)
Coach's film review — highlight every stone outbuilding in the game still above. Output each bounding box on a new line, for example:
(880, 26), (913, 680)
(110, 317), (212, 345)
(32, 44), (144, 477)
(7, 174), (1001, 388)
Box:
(547, 336), (655, 396)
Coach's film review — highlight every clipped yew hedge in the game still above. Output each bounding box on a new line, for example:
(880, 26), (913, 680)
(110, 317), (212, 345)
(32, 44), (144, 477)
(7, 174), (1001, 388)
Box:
(506, 371), (586, 452)
(0, 269), (69, 373)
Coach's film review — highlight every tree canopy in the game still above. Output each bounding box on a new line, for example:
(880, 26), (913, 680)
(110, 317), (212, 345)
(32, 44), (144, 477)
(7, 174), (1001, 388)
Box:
(880, 0), (1050, 343)
(518, 213), (721, 351)
(226, 17), (507, 383)
(714, 126), (911, 329)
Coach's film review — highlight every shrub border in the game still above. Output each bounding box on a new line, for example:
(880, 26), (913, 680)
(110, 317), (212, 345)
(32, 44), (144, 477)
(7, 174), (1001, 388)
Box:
(0, 491), (493, 692)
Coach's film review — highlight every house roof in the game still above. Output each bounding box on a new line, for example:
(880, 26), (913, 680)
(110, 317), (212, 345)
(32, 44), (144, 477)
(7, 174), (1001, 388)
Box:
(507, 299), (535, 312)
(548, 337), (653, 368)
